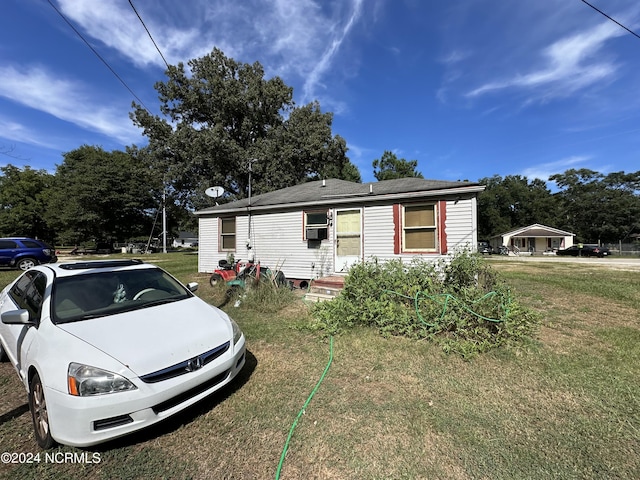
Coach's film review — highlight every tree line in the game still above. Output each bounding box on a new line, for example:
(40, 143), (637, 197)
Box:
(478, 170), (640, 244)
(0, 48), (638, 246)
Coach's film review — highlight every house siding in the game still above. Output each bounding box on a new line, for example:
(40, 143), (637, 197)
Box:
(363, 197), (476, 262)
(444, 196), (477, 253)
(198, 217), (219, 273)
(362, 205), (398, 261)
(199, 211), (336, 279)
(198, 193), (480, 279)
(248, 211), (333, 279)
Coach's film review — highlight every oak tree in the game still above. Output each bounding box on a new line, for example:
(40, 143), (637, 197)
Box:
(131, 48), (360, 211)
(45, 145), (157, 244)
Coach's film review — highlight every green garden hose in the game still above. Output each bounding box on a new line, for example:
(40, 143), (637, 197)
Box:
(383, 289), (510, 327)
(275, 336), (334, 479)
(275, 290), (507, 476)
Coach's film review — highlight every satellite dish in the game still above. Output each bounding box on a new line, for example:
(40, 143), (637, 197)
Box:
(205, 186), (225, 198)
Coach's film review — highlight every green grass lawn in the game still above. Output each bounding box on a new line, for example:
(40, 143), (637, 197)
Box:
(0, 254), (638, 479)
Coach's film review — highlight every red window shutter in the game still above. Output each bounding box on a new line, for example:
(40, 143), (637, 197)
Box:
(393, 204), (401, 254)
(439, 200), (447, 254)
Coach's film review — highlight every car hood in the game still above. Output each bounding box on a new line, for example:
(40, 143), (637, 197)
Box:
(57, 297), (232, 377)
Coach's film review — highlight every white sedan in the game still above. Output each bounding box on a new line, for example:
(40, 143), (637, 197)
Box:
(0, 259), (246, 448)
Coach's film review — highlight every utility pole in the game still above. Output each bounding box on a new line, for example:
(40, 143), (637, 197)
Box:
(162, 185), (167, 253)
(247, 158), (257, 253)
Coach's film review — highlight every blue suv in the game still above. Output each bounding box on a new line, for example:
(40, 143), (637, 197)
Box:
(0, 237), (57, 270)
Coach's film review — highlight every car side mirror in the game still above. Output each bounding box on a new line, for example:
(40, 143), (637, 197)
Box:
(187, 282), (198, 293)
(1, 309), (34, 325)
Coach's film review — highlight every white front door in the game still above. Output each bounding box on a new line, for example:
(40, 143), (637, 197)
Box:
(334, 209), (362, 272)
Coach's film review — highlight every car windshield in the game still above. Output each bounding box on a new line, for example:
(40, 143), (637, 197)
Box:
(52, 267), (192, 324)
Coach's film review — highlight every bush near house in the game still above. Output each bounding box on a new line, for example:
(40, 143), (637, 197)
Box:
(309, 252), (541, 358)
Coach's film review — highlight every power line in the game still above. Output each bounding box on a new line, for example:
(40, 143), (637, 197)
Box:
(128, 0), (170, 69)
(46, 0), (150, 111)
(581, 0), (640, 41)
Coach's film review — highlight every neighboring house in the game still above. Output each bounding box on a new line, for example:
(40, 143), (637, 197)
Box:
(172, 231), (198, 248)
(194, 178), (485, 281)
(494, 224), (574, 254)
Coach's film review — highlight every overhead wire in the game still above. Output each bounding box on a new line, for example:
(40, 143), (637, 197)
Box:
(580, 0), (640, 41)
(45, 0), (150, 112)
(128, 0), (171, 69)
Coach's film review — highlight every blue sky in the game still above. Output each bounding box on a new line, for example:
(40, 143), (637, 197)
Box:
(1, 0), (639, 185)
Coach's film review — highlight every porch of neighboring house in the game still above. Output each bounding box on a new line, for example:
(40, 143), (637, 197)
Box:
(495, 224), (575, 256)
(304, 275), (345, 302)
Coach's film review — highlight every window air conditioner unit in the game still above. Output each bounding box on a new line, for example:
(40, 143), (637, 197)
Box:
(306, 227), (328, 240)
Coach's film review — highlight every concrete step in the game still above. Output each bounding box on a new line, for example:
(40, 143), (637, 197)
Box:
(304, 292), (338, 303)
(304, 275), (345, 302)
(308, 285), (342, 297)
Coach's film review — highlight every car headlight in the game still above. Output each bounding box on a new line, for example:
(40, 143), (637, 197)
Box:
(68, 363), (137, 396)
(230, 318), (243, 345)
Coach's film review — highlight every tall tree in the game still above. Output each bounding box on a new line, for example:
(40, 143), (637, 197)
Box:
(477, 175), (558, 238)
(131, 48), (360, 211)
(550, 169), (640, 243)
(372, 151), (423, 181)
(0, 165), (55, 240)
(45, 145), (157, 245)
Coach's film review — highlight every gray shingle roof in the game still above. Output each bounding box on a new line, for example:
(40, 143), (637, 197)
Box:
(501, 224), (574, 237)
(196, 177), (483, 215)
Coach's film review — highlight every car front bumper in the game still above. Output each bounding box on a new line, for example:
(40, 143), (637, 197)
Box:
(44, 338), (245, 447)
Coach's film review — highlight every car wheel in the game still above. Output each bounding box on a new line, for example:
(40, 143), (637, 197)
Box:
(0, 343), (7, 362)
(17, 258), (37, 270)
(29, 372), (55, 449)
(209, 273), (223, 287)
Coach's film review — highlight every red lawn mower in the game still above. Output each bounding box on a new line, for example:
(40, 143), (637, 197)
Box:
(209, 258), (246, 286)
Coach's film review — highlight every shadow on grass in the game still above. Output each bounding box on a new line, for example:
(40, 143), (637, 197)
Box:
(0, 403), (29, 425)
(90, 348), (258, 453)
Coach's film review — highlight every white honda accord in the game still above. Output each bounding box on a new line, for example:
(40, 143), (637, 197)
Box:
(0, 259), (246, 448)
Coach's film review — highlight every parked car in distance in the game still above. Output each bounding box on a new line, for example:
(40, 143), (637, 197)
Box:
(0, 237), (57, 270)
(556, 245), (611, 258)
(477, 241), (493, 255)
(587, 245), (611, 257)
(0, 259), (246, 448)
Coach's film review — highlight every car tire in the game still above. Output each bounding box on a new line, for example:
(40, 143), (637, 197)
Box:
(17, 257), (37, 271)
(209, 273), (223, 287)
(0, 343), (7, 362)
(29, 372), (55, 449)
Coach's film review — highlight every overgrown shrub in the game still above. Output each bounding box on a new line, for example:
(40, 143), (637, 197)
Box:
(308, 252), (540, 358)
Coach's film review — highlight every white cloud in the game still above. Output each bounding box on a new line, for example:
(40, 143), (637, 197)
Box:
(57, 0), (366, 108)
(466, 20), (625, 101)
(439, 49), (470, 66)
(57, 0), (204, 68)
(0, 65), (142, 144)
(0, 116), (58, 149)
(520, 156), (591, 181)
(301, 0), (364, 103)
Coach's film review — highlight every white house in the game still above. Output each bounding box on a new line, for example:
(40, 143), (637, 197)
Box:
(494, 224), (575, 254)
(194, 178), (485, 281)
(172, 231), (198, 248)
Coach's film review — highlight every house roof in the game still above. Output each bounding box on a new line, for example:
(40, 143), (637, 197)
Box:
(195, 178), (484, 215)
(500, 223), (574, 238)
